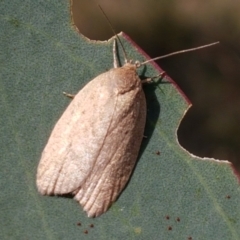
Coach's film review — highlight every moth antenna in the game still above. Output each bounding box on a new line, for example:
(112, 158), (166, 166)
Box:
(140, 42), (219, 66)
(98, 5), (129, 63)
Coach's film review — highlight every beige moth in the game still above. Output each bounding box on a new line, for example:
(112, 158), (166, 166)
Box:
(36, 38), (147, 217)
(36, 24), (218, 218)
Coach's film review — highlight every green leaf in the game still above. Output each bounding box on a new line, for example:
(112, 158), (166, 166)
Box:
(1, 1), (240, 239)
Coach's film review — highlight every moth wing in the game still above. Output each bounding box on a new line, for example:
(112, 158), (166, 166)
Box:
(74, 85), (146, 217)
(37, 72), (120, 195)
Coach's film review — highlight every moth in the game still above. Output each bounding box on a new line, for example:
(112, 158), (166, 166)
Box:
(37, 38), (148, 217)
(36, 14), (218, 217)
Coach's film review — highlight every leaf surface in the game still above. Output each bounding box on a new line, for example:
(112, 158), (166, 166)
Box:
(0, 1), (239, 239)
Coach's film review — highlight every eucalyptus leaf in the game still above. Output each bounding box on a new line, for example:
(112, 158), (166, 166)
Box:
(1, 1), (239, 239)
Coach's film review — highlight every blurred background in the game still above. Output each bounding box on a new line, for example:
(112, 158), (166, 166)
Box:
(72, 0), (240, 173)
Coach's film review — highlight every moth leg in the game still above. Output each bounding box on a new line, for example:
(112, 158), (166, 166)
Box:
(141, 71), (166, 84)
(63, 92), (75, 99)
(113, 39), (119, 68)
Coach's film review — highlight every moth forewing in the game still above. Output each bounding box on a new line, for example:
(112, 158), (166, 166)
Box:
(74, 66), (146, 217)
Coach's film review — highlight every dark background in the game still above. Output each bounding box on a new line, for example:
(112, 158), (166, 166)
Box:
(72, 0), (240, 174)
